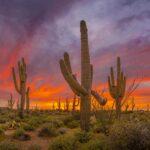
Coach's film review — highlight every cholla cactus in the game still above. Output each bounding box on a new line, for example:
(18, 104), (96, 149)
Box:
(108, 57), (126, 119)
(26, 87), (30, 112)
(8, 93), (15, 110)
(59, 20), (106, 131)
(12, 58), (27, 118)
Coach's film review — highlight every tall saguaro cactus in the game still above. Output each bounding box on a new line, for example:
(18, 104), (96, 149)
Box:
(26, 87), (30, 112)
(59, 20), (106, 131)
(12, 58), (27, 118)
(108, 57), (126, 119)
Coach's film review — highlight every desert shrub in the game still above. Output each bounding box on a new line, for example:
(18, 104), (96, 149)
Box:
(13, 128), (31, 141)
(38, 124), (58, 137)
(23, 124), (35, 131)
(93, 122), (109, 135)
(48, 119), (64, 128)
(8, 120), (21, 129)
(72, 112), (80, 120)
(57, 127), (68, 135)
(62, 116), (74, 126)
(66, 120), (79, 129)
(0, 118), (7, 124)
(27, 117), (44, 127)
(109, 121), (150, 150)
(28, 144), (41, 150)
(48, 135), (76, 150)
(0, 127), (5, 142)
(0, 127), (4, 135)
(0, 141), (19, 150)
(75, 131), (92, 143)
(84, 140), (105, 150)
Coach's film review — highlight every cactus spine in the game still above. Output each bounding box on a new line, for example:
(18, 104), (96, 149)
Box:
(59, 20), (105, 131)
(26, 87), (30, 112)
(108, 57), (126, 119)
(12, 58), (27, 118)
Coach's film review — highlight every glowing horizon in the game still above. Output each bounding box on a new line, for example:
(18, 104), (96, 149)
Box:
(0, 0), (149, 109)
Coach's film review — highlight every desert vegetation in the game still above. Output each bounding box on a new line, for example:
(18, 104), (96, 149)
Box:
(0, 20), (149, 150)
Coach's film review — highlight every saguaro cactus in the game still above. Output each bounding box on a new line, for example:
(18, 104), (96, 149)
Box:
(12, 58), (27, 118)
(72, 94), (80, 113)
(26, 87), (30, 112)
(59, 20), (106, 131)
(108, 57), (126, 119)
(65, 97), (70, 112)
(8, 93), (15, 110)
(57, 97), (61, 111)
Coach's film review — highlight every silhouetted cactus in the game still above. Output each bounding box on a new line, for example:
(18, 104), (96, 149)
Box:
(12, 58), (27, 118)
(72, 94), (80, 113)
(26, 87), (30, 112)
(57, 97), (61, 111)
(59, 20), (106, 131)
(65, 97), (70, 112)
(108, 57), (126, 119)
(8, 93), (15, 110)
(131, 97), (135, 111)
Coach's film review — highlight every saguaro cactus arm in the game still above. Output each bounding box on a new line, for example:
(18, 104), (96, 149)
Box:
(12, 68), (20, 93)
(59, 59), (88, 96)
(91, 90), (107, 106)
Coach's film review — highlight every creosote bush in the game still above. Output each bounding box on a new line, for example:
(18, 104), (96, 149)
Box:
(75, 131), (92, 143)
(109, 120), (150, 150)
(48, 135), (77, 150)
(28, 144), (41, 150)
(66, 120), (79, 129)
(13, 128), (31, 141)
(0, 141), (19, 150)
(38, 124), (58, 137)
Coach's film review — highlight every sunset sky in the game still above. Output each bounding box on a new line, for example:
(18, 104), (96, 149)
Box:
(0, 0), (149, 109)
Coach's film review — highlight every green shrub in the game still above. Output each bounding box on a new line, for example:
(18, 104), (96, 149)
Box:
(62, 116), (74, 126)
(28, 144), (41, 150)
(0, 127), (5, 142)
(27, 117), (43, 127)
(84, 140), (106, 150)
(93, 122), (109, 135)
(0, 118), (7, 124)
(13, 128), (31, 141)
(67, 120), (79, 129)
(38, 124), (58, 137)
(48, 119), (64, 128)
(57, 127), (68, 135)
(109, 121), (150, 150)
(23, 124), (35, 131)
(0, 141), (19, 150)
(0, 127), (5, 135)
(75, 131), (92, 143)
(48, 135), (76, 150)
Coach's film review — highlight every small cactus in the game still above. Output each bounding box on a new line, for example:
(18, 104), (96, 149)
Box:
(8, 93), (15, 110)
